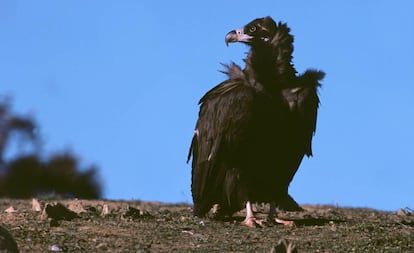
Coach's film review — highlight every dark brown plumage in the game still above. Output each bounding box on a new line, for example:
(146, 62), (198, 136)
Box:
(0, 225), (19, 253)
(188, 16), (324, 226)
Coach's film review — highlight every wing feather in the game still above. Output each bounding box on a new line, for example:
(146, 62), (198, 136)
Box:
(189, 78), (258, 215)
(283, 69), (324, 156)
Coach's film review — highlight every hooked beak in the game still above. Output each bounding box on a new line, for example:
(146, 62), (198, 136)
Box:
(225, 28), (253, 46)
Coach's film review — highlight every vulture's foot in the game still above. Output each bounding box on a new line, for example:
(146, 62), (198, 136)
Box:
(211, 204), (225, 220)
(274, 217), (295, 227)
(242, 217), (265, 228)
(242, 201), (265, 228)
(268, 202), (295, 227)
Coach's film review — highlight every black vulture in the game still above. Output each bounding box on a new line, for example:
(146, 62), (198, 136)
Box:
(188, 16), (324, 227)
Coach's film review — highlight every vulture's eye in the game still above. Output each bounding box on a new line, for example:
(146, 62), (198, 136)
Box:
(249, 26), (256, 33)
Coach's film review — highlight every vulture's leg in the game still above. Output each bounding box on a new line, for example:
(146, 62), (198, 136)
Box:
(211, 204), (224, 220)
(242, 201), (264, 227)
(269, 202), (294, 226)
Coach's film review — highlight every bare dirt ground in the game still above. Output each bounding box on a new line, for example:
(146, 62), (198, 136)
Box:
(0, 198), (413, 252)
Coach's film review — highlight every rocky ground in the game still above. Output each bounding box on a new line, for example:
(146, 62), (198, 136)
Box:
(0, 199), (413, 252)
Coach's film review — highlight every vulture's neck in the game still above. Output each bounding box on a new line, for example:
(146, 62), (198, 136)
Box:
(244, 27), (297, 89)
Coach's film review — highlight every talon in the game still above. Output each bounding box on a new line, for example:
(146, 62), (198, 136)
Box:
(275, 218), (295, 227)
(270, 202), (295, 227)
(242, 217), (264, 228)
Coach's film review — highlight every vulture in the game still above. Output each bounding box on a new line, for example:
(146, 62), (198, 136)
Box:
(187, 16), (325, 227)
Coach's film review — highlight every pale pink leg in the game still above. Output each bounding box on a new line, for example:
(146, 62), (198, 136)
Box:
(242, 201), (264, 228)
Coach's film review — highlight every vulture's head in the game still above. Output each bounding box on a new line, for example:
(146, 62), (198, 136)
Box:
(225, 16), (277, 46)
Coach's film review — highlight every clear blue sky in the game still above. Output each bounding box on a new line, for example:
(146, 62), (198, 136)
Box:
(1, 1), (413, 211)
